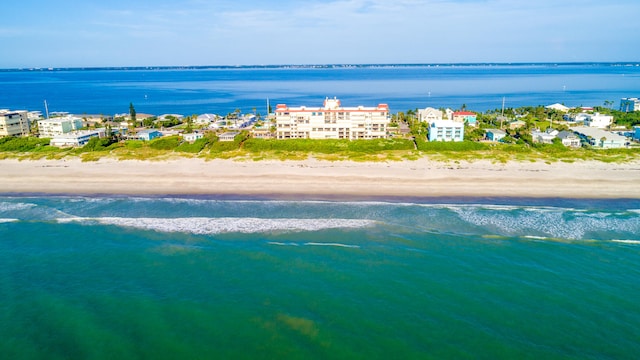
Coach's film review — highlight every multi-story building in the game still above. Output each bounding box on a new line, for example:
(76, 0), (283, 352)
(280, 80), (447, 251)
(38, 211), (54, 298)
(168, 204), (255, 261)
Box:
(428, 120), (464, 142)
(0, 110), (30, 137)
(37, 116), (84, 138)
(620, 98), (640, 112)
(275, 97), (390, 140)
(50, 129), (106, 147)
(583, 113), (613, 128)
(452, 111), (477, 126)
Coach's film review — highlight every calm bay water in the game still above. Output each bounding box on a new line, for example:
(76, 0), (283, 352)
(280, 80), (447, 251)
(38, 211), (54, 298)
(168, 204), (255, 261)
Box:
(1, 196), (640, 359)
(2, 63), (640, 116)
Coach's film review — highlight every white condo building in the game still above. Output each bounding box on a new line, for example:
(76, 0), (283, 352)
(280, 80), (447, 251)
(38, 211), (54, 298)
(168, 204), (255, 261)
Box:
(38, 116), (84, 138)
(0, 109), (30, 137)
(583, 113), (613, 129)
(275, 97), (390, 140)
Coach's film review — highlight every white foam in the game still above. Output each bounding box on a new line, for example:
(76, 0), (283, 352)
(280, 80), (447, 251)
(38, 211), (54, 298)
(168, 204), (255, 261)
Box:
(59, 217), (376, 234)
(611, 240), (640, 245)
(0, 202), (36, 212)
(304, 242), (360, 248)
(0, 218), (19, 223)
(267, 242), (300, 246)
(523, 235), (551, 240)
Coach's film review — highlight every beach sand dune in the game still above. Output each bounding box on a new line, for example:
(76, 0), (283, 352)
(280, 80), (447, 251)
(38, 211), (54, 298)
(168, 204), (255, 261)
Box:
(1, 158), (639, 199)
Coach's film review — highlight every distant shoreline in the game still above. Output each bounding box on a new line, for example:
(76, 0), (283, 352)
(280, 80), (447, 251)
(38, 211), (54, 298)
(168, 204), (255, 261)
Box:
(2, 158), (639, 199)
(2, 62), (639, 72)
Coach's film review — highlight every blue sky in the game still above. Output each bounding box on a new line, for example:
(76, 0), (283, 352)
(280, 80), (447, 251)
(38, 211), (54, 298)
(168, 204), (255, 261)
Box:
(1, 0), (638, 68)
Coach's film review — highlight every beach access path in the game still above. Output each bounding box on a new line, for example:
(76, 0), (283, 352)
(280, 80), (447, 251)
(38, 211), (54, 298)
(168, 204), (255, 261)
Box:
(1, 158), (640, 199)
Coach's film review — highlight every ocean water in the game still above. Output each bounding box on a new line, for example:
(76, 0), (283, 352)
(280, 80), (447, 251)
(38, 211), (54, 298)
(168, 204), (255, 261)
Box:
(1, 195), (640, 359)
(2, 63), (640, 116)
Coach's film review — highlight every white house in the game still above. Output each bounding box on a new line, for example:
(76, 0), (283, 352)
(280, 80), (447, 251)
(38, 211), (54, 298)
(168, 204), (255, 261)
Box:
(545, 103), (571, 113)
(557, 130), (581, 148)
(531, 128), (559, 144)
(219, 132), (239, 142)
(50, 129), (106, 147)
(183, 132), (204, 142)
(196, 114), (218, 125)
(38, 116), (84, 138)
(417, 107), (443, 123)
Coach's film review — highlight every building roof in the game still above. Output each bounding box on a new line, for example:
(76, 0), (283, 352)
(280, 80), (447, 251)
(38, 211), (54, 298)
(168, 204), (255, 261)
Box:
(486, 129), (506, 135)
(545, 103), (570, 112)
(571, 127), (627, 142)
(276, 98), (389, 113)
(453, 111), (476, 116)
(430, 120), (464, 128)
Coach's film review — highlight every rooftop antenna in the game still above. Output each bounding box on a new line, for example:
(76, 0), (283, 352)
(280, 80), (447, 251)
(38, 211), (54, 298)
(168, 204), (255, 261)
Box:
(44, 100), (50, 119)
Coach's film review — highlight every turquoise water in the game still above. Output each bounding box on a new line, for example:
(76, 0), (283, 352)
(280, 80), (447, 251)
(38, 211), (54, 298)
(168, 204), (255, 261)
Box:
(1, 196), (640, 359)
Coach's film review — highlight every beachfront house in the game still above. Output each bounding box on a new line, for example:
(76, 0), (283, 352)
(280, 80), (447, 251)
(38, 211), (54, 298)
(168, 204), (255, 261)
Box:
(0, 109), (30, 137)
(275, 97), (390, 140)
(557, 130), (581, 148)
(136, 129), (162, 141)
(452, 111), (477, 126)
(418, 107), (443, 123)
(620, 98), (640, 112)
(50, 129), (106, 147)
(427, 120), (464, 142)
(195, 114), (218, 125)
(531, 128), (559, 144)
(486, 129), (506, 142)
(251, 127), (274, 139)
(219, 132), (239, 142)
(183, 132), (204, 143)
(572, 127), (626, 149)
(37, 116), (84, 138)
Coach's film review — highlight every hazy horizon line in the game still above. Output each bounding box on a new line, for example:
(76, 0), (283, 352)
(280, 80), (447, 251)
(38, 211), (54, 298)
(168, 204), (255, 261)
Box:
(3, 62), (640, 72)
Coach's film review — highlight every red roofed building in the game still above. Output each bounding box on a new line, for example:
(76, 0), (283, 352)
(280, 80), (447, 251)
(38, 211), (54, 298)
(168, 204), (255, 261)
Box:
(275, 97), (390, 140)
(452, 111), (477, 126)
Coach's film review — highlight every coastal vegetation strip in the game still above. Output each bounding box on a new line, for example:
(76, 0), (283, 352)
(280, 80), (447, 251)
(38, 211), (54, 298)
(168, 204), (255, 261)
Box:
(1, 133), (638, 164)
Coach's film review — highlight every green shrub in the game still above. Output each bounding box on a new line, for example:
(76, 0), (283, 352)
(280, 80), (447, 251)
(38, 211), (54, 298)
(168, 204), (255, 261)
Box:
(149, 136), (181, 150)
(176, 138), (209, 153)
(0, 136), (51, 152)
(243, 138), (414, 154)
(81, 136), (115, 152)
(210, 140), (240, 153)
(416, 140), (489, 152)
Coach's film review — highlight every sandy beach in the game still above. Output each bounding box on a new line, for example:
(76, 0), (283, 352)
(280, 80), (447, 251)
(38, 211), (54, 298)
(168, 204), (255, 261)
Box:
(1, 157), (640, 199)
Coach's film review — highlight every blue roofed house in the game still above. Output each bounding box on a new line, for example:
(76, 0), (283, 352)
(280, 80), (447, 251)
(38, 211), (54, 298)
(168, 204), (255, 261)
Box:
(634, 126), (640, 141)
(137, 129), (162, 141)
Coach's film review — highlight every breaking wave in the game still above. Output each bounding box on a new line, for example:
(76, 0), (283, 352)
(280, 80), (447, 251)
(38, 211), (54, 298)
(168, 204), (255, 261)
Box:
(58, 217), (376, 234)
